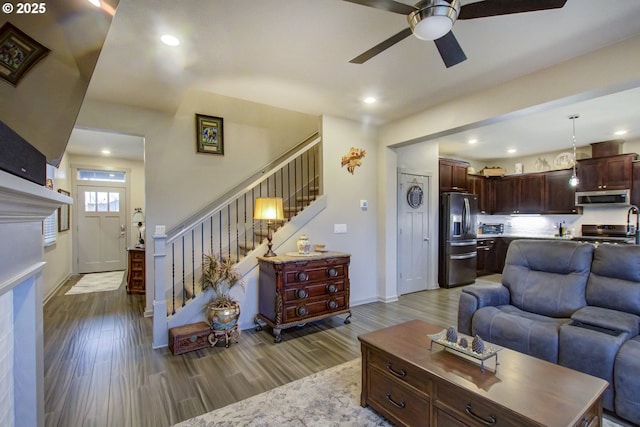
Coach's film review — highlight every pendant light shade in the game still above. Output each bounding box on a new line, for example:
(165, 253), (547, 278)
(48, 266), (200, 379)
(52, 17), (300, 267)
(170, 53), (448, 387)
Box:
(569, 114), (580, 187)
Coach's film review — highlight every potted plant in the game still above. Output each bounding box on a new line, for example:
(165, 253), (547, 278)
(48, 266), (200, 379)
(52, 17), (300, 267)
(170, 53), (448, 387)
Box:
(200, 253), (244, 332)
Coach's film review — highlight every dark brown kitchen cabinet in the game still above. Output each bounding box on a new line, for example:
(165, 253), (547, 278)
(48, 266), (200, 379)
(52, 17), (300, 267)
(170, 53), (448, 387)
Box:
(439, 158), (469, 192)
(493, 174), (543, 214)
(577, 153), (637, 191)
(493, 177), (519, 213)
(543, 169), (579, 214)
(476, 238), (496, 276)
(468, 174), (493, 214)
(633, 161), (640, 207)
(518, 174), (544, 213)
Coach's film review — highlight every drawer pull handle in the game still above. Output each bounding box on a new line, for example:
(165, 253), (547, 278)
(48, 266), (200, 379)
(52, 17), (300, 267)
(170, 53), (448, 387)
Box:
(296, 289), (308, 299)
(580, 416), (597, 427)
(327, 300), (338, 309)
(386, 362), (406, 378)
(297, 306), (308, 316)
(296, 272), (309, 282)
(465, 404), (496, 426)
(385, 393), (405, 409)
(327, 284), (338, 293)
(327, 268), (338, 277)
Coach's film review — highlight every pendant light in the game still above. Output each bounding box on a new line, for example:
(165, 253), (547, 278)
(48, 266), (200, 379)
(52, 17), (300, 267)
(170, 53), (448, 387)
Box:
(569, 114), (580, 187)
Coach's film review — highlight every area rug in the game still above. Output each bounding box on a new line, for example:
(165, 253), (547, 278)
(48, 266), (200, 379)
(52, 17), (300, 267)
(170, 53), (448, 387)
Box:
(65, 271), (125, 295)
(172, 358), (625, 427)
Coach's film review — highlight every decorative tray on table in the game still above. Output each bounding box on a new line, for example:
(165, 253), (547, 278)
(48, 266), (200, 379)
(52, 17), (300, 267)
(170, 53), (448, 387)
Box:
(428, 329), (502, 372)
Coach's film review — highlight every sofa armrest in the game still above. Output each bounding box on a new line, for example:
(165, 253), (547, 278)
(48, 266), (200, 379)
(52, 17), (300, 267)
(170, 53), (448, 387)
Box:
(571, 306), (640, 336)
(457, 284), (510, 335)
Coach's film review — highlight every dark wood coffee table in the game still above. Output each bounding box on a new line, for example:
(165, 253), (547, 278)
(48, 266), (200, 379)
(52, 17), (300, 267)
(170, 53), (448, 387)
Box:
(359, 320), (608, 427)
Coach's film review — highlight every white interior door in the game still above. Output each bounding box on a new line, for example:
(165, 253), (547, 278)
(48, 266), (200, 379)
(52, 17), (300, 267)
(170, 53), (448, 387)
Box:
(77, 185), (127, 273)
(398, 172), (431, 295)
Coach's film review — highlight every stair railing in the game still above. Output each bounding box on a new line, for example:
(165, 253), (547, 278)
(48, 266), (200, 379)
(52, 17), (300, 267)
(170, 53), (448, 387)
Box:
(153, 132), (321, 328)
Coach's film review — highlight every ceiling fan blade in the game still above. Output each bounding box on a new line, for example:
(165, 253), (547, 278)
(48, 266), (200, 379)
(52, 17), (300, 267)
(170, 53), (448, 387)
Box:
(458, 0), (568, 20)
(341, 0), (416, 15)
(433, 31), (467, 68)
(350, 27), (413, 64)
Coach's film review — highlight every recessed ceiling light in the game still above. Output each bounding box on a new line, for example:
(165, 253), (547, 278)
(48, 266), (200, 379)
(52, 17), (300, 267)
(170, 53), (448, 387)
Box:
(87, 0), (100, 7)
(614, 130), (628, 136)
(161, 34), (180, 47)
(507, 149), (517, 154)
(101, 149), (111, 155)
(468, 139), (478, 144)
(363, 96), (376, 104)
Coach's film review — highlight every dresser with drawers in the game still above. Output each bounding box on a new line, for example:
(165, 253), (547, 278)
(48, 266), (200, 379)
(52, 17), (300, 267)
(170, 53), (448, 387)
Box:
(255, 251), (351, 343)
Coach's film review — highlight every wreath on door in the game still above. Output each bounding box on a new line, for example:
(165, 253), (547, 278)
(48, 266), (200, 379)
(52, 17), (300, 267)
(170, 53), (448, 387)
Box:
(407, 185), (423, 209)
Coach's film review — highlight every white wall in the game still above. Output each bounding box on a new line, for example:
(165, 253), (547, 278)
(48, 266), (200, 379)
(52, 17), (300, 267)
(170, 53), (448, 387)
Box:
(42, 154), (72, 302)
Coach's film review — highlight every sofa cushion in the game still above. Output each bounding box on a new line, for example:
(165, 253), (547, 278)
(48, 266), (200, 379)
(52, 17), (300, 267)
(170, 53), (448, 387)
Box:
(472, 305), (570, 363)
(587, 244), (640, 315)
(502, 240), (593, 317)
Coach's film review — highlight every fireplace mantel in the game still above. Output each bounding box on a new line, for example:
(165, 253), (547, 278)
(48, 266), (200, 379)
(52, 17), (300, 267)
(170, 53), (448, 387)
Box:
(0, 169), (71, 427)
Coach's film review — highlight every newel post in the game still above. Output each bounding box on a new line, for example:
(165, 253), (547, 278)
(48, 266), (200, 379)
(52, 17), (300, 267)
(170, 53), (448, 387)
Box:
(152, 228), (168, 348)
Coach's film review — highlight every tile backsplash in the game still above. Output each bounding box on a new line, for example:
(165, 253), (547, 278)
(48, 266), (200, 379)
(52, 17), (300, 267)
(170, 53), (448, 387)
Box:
(478, 205), (635, 237)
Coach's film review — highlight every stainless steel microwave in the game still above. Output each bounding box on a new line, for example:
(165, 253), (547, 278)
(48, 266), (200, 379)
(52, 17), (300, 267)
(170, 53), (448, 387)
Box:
(575, 189), (631, 206)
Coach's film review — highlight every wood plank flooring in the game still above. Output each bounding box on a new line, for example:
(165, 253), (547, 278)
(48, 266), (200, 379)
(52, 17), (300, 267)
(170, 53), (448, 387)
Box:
(44, 275), (474, 427)
(45, 274), (629, 427)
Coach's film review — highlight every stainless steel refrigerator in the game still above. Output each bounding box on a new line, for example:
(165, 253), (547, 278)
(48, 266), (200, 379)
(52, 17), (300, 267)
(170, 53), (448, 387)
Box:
(438, 192), (478, 288)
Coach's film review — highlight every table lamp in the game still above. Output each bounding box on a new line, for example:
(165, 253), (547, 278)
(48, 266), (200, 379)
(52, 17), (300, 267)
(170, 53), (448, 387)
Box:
(132, 208), (145, 246)
(253, 197), (284, 257)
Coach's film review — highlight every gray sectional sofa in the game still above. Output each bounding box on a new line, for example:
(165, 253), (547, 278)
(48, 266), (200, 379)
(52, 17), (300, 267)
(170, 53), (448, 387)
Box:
(457, 239), (640, 424)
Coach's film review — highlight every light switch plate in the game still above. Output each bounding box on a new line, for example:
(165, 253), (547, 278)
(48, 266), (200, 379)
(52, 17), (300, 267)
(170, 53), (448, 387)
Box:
(360, 200), (368, 209)
(334, 224), (347, 234)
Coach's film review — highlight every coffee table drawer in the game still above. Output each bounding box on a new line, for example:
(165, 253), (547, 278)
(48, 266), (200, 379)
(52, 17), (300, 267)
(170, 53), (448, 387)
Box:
(434, 384), (525, 427)
(370, 350), (431, 396)
(368, 367), (430, 427)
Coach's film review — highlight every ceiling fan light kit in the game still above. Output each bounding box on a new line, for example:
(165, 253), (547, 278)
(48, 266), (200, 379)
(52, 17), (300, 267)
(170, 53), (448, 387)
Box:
(408, 0), (460, 41)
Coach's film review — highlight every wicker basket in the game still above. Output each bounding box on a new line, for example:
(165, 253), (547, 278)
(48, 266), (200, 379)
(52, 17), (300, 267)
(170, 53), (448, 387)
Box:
(480, 167), (506, 177)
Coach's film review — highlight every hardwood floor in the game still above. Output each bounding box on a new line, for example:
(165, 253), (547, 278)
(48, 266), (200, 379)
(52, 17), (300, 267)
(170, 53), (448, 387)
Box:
(44, 275), (474, 427)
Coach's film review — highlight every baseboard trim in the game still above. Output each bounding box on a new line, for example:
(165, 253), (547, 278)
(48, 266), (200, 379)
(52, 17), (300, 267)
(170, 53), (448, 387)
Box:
(43, 273), (72, 305)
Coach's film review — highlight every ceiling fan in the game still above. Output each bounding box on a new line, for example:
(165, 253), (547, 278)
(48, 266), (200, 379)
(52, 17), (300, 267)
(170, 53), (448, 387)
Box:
(345, 0), (568, 68)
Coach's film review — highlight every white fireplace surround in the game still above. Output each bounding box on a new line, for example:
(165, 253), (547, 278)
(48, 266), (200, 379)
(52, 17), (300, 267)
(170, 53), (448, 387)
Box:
(0, 170), (71, 427)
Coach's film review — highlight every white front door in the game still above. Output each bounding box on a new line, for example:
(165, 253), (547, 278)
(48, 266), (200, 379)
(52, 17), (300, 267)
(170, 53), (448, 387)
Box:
(77, 185), (127, 273)
(398, 172), (431, 295)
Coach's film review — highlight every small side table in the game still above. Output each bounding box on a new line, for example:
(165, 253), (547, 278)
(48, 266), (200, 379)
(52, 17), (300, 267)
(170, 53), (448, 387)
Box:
(208, 326), (240, 348)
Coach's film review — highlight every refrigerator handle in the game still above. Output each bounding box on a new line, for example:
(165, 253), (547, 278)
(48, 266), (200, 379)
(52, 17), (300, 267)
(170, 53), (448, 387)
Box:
(463, 197), (471, 234)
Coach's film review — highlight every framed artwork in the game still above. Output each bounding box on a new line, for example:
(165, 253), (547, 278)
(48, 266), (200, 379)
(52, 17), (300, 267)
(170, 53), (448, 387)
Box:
(57, 189), (70, 232)
(196, 114), (224, 155)
(0, 22), (50, 86)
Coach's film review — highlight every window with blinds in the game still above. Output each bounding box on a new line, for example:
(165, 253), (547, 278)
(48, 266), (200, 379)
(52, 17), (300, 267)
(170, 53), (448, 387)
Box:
(43, 164), (57, 247)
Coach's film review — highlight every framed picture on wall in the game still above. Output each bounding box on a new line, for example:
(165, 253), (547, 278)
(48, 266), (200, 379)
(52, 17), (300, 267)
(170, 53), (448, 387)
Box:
(0, 22), (50, 86)
(196, 114), (224, 155)
(57, 189), (70, 232)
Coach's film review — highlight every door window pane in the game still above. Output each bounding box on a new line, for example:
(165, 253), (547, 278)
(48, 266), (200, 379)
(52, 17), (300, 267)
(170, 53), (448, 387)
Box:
(97, 192), (109, 212)
(109, 192), (120, 212)
(84, 191), (96, 212)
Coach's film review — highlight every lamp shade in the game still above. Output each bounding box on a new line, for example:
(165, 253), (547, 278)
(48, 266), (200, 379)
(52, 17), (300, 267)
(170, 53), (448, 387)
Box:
(132, 208), (145, 224)
(253, 197), (284, 221)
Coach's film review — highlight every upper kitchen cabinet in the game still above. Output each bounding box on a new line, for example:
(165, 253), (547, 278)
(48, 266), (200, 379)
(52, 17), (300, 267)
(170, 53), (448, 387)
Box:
(493, 174), (544, 214)
(439, 158), (469, 192)
(468, 174), (493, 214)
(543, 169), (580, 214)
(577, 153), (638, 191)
(633, 161), (640, 207)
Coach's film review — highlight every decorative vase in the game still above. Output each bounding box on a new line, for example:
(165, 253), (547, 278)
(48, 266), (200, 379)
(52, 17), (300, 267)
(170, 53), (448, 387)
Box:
(206, 302), (240, 331)
(297, 234), (311, 254)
